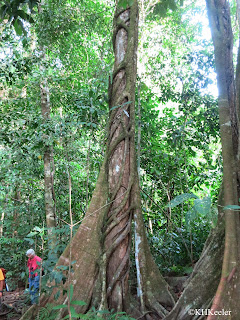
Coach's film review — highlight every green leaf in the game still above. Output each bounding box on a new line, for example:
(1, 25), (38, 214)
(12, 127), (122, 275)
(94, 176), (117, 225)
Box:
(69, 284), (74, 301)
(24, 238), (35, 245)
(13, 19), (23, 36)
(223, 205), (240, 211)
(54, 290), (60, 300)
(193, 196), (211, 216)
(71, 300), (87, 306)
(70, 306), (79, 317)
(185, 208), (196, 228)
(16, 10), (27, 21)
(52, 304), (68, 310)
(33, 226), (43, 232)
(168, 193), (198, 208)
(26, 231), (37, 237)
(56, 265), (68, 270)
(89, 89), (94, 98)
(110, 101), (132, 111)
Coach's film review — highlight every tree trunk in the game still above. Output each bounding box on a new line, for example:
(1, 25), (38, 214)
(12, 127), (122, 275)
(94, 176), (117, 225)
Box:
(34, 0), (58, 253)
(12, 187), (21, 238)
(20, 1), (175, 319)
(40, 78), (58, 251)
(159, 1), (240, 318)
(205, 1), (240, 318)
(165, 1), (240, 318)
(0, 211), (4, 238)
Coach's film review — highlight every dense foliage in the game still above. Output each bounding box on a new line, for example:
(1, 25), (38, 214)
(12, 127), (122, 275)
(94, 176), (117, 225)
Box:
(0, 0), (221, 289)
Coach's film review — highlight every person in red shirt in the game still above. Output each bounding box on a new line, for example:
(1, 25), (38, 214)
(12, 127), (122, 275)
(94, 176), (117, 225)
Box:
(26, 249), (42, 304)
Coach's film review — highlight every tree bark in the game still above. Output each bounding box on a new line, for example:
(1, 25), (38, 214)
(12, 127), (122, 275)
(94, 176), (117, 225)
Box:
(40, 78), (58, 251)
(35, 0), (58, 253)
(204, 1), (240, 318)
(20, 1), (175, 319)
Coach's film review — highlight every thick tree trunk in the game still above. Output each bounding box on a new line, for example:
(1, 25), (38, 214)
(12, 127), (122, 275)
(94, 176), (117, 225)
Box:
(204, 1), (240, 318)
(235, 0), (240, 198)
(21, 1), (175, 319)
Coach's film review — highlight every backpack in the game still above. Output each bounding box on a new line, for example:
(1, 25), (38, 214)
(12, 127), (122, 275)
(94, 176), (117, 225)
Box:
(0, 268), (7, 290)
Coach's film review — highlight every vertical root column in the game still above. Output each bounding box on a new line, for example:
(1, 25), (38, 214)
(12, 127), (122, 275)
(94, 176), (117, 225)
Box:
(106, 135), (132, 311)
(105, 7), (132, 312)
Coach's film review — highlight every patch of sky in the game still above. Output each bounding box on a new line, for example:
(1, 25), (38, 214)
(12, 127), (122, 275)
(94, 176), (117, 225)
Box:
(182, 1), (218, 98)
(138, 0), (218, 99)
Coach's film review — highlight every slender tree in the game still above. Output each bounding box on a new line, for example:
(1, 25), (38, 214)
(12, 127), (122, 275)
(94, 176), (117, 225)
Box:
(40, 75), (58, 252)
(38, 1), (58, 253)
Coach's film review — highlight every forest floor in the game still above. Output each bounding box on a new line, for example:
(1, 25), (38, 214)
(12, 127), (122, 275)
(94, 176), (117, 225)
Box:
(165, 275), (188, 298)
(0, 276), (188, 319)
(0, 289), (27, 320)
